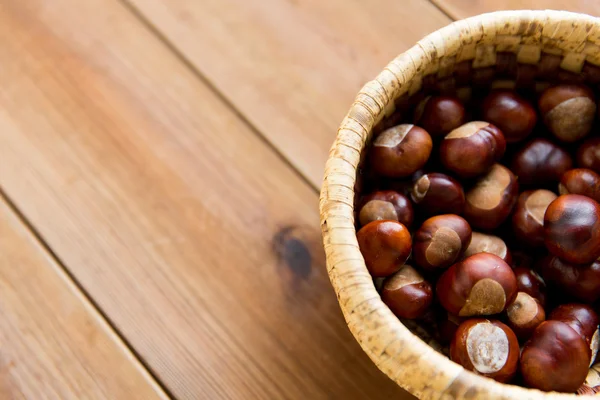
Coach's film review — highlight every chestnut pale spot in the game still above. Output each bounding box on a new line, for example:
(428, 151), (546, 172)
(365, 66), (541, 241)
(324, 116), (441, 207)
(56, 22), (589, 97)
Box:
(558, 183), (568, 195)
(466, 164), (511, 210)
(359, 200), (398, 225)
(507, 292), (538, 326)
(546, 97), (595, 142)
(459, 278), (506, 316)
(373, 124), (413, 148)
(592, 329), (600, 367)
(525, 190), (557, 225)
(425, 227), (462, 267)
(466, 322), (510, 374)
(446, 121), (489, 139)
(464, 232), (507, 259)
(385, 265), (423, 288)
(412, 175), (430, 202)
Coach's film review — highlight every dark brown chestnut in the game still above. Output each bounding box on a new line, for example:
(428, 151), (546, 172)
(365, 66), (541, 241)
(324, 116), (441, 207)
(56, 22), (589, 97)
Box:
(450, 319), (519, 383)
(462, 232), (512, 264)
(356, 220), (412, 277)
(550, 303), (599, 366)
(521, 320), (591, 392)
(358, 190), (414, 227)
(413, 215), (472, 271)
(539, 84), (596, 142)
(511, 189), (557, 248)
(482, 89), (537, 143)
(513, 267), (546, 307)
(440, 121), (506, 178)
(511, 138), (573, 186)
(577, 137), (600, 173)
(544, 194), (600, 264)
(370, 124), (433, 178)
(464, 164), (518, 230)
(506, 292), (545, 340)
(559, 168), (600, 203)
(411, 173), (465, 216)
(436, 253), (517, 317)
(413, 95), (466, 138)
(381, 265), (433, 319)
(537, 255), (600, 304)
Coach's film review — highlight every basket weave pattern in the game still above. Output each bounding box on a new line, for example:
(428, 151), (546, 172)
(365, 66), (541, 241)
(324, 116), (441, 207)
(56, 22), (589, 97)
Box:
(320, 10), (600, 400)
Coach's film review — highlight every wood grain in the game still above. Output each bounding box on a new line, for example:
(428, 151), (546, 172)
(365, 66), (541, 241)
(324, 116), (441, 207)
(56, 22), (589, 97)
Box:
(123, 0), (451, 188)
(0, 197), (167, 399)
(433, 0), (600, 20)
(0, 0), (411, 398)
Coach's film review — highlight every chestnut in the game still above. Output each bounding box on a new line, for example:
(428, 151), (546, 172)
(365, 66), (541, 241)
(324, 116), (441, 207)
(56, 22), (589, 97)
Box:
(538, 84), (596, 142)
(577, 137), (600, 173)
(413, 215), (472, 270)
(544, 194), (600, 264)
(381, 265), (433, 319)
(506, 292), (545, 340)
(538, 256), (600, 304)
(521, 320), (591, 392)
(436, 253), (517, 317)
(464, 164), (518, 230)
(462, 232), (511, 264)
(511, 138), (573, 186)
(513, 267), (546, 307)
(370, 124), (433, 178)
(411, 173), (465, 216)
(356, 220), (412, 277)
(450, 319), (519, 383)
(413, 95), (465, 138)
(358, 190), (414, 227)
(482, 89), (537, 143)
(550, 304), (599, 365)
(511, 189), (557, 248)
(440, 121), (506, 178)
(559, 168), (600, 203)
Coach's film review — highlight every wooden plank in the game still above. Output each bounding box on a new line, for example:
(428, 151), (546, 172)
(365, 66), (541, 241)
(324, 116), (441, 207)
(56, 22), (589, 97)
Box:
(0, 197), (167, 399)
(433, 0), (600, 20)
(0, 0), (411, 398)
(123, 0), (451, 188)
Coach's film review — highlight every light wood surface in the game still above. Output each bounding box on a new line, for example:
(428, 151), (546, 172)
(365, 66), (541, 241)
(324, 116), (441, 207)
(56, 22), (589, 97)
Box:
(123, 0), (451, 188)
(434, 0), (600, 19)
(0, 0), (408, 398)
(0, 197), (167, 399)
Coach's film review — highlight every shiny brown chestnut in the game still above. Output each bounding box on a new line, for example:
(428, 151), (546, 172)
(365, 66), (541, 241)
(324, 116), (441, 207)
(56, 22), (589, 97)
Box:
(436, 253), (517, 317)
(512, 189), (557, 248)
(577, 137), (600, 173)
(538, 255), (600, 304)
(450, 319), (519, 383)
(413, 215), (472, 271)
(482, 89), (537, 143)
(370, 124), (433, 178)
(550, 304), (600, 366)
(462, 232), (512, 264)
(464, 164), (518, 230)
(511, 138), (573, 186)
(521, 320), (591, 392)
(559, 168), (600, 203)
(381, 265), (433, 319)
(506, 292), (545, 340)
(358, 190), (414, 227)
(544, 194), (600, 264)
(411, 173), (465, 216)
(513, 267), (546, 307)
(440, 121), (506, 178)
(356, 220), (412, 277)
(413, 95), (466, 138)
(539, 84), (596, 142)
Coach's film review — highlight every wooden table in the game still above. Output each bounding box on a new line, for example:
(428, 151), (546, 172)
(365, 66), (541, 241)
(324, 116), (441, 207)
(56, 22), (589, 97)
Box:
(0, 1), (597, 399)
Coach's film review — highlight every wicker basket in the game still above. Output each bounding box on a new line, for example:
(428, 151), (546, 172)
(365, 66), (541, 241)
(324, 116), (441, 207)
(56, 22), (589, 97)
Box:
(320, 9), (600, 400)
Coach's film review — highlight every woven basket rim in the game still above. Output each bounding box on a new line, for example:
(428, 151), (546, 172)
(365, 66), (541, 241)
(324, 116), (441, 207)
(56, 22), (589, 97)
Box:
(320, 9), (600, 400)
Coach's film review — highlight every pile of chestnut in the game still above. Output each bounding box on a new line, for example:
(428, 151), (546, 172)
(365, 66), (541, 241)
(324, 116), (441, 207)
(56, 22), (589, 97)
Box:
(356, 84), (600, 393)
